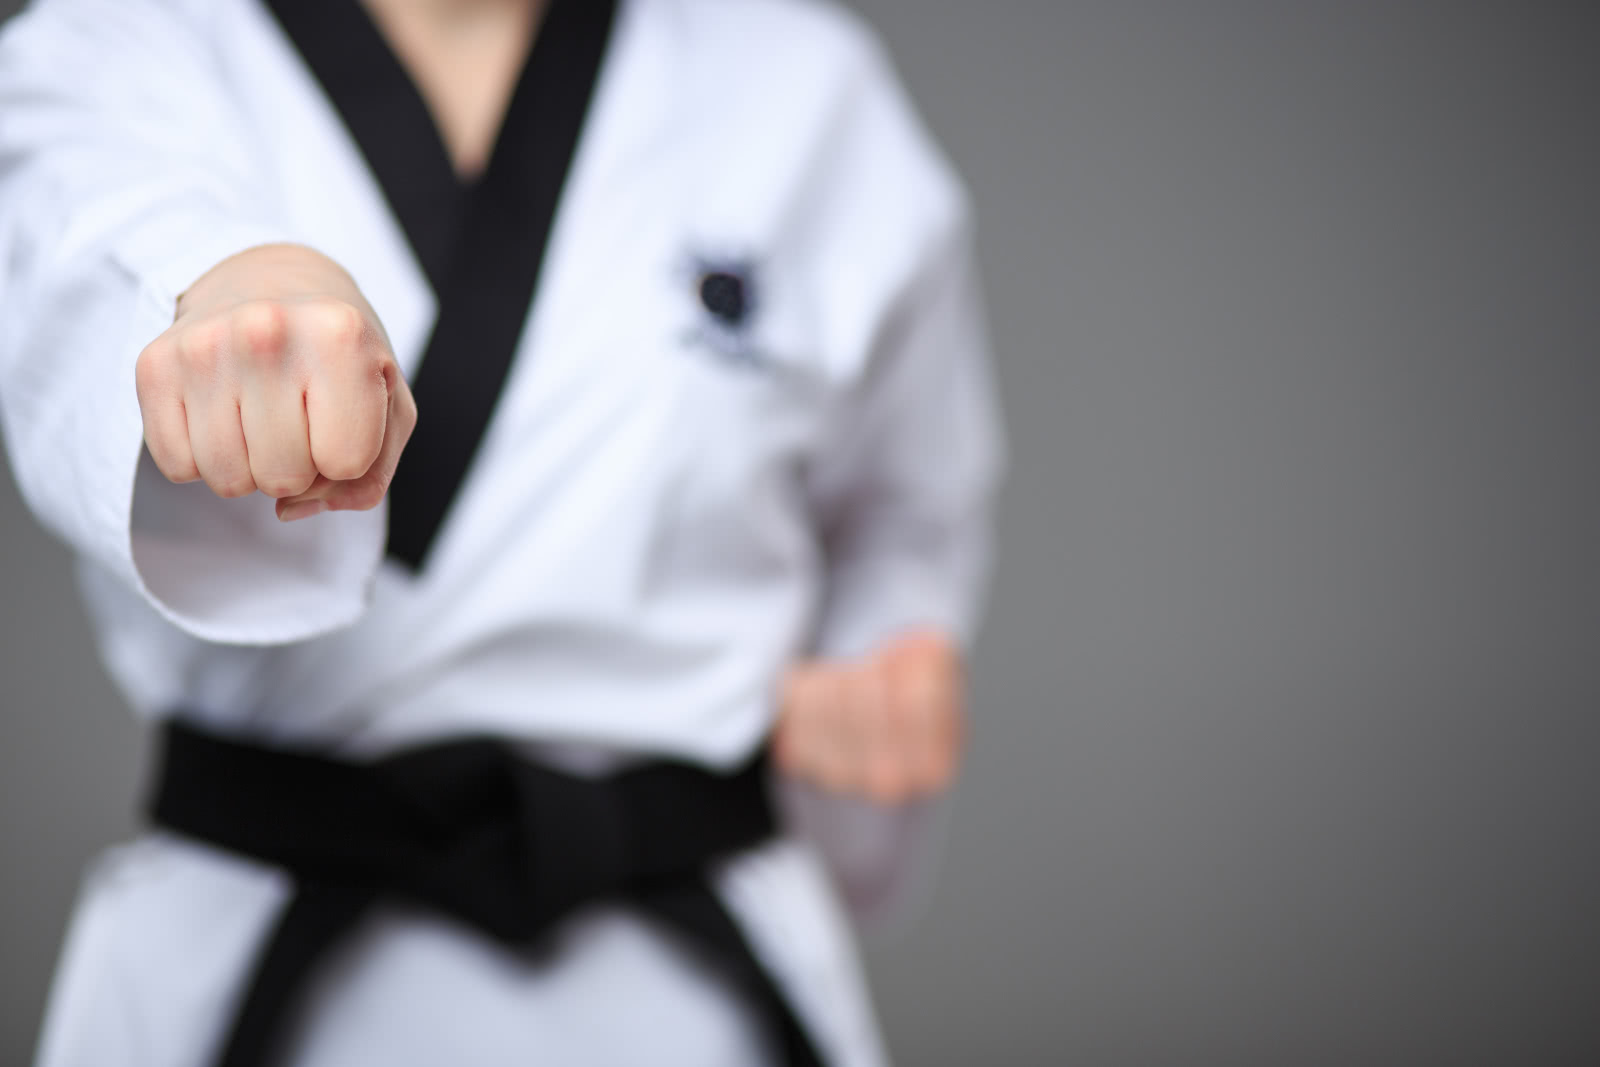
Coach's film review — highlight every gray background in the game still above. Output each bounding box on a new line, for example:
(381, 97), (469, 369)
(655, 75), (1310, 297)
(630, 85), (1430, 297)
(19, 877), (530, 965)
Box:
(2, 2), (1597, 1064)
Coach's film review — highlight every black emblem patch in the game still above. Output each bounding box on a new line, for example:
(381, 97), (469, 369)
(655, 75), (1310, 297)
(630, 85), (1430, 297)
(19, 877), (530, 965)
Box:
(699, 270), (749, 327)
(682, 254), (765, 367)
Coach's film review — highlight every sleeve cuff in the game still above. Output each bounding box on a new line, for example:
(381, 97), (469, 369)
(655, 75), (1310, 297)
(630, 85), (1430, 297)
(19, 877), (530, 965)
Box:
(777, 778), (947, 930)
(99, 223), (387, 646)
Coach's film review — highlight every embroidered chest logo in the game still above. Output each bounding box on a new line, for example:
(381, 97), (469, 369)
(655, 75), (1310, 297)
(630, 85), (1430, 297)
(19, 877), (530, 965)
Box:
(682, 254), (767, 368)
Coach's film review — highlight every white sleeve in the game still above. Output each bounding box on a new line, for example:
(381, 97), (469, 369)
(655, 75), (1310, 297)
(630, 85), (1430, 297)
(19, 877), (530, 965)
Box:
(0, 0), (384, 645)
(769, 22), (1007, 925)
(782, 215), (1006, 927)
(804, 220), (1003, 662)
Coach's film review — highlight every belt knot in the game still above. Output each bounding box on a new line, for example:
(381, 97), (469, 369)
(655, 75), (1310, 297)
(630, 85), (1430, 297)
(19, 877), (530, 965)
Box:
(374, 739), (632, 943)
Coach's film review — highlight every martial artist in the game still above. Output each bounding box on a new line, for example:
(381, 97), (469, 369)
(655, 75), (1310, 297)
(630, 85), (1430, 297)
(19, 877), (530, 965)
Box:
(0, 0), (1004, 1064)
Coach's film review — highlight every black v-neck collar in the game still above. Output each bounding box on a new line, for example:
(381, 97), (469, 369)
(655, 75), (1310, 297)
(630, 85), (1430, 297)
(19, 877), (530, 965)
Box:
(266, 0), (468, 290)
(265, 0), (619, 571)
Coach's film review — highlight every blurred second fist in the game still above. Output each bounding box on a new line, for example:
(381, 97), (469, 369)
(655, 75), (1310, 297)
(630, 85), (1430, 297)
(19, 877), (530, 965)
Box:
(774, 629), (967, 805)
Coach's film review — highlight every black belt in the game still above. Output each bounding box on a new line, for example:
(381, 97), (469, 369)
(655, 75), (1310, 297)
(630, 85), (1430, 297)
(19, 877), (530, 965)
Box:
(149, 719), (827, 1066)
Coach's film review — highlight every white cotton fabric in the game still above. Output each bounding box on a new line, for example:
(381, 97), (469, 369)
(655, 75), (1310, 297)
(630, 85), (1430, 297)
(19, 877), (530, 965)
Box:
(0, 0), (1005, 1064)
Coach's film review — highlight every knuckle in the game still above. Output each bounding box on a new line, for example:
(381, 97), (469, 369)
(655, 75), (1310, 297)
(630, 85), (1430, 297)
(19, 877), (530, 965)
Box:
(906, 651), (949, 691)
(235, 301), (289, 356)
(306, 298), (369, 351)
(904, 670), (950, 717)
(134, 342), (174, 398)
(176, 320), (227, 372)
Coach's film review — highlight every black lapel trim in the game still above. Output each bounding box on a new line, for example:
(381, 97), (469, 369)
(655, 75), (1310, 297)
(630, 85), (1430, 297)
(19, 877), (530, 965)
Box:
(264, 0), (620, 571)
(264, 0), (465, 291)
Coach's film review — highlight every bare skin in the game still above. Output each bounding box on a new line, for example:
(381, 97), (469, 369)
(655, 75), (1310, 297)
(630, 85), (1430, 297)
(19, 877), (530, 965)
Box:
(134, 0), (966, 803)
(137, 1), (534, 517)
(777, 630), (968, 804)
(136, 243), (415, 522)
(362, 0), (543, 178)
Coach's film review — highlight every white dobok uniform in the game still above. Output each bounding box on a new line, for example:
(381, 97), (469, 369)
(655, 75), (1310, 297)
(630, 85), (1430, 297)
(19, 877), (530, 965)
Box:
(0, 0), (1004, 1063)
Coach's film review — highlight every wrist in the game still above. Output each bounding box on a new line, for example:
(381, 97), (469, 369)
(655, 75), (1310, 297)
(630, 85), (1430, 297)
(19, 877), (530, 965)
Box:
(175, 243), (365, 322)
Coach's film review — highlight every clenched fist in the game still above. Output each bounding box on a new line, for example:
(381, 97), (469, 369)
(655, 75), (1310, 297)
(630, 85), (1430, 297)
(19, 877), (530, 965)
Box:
(774, 629), (967, 805)
(135, 243), (416, 521)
